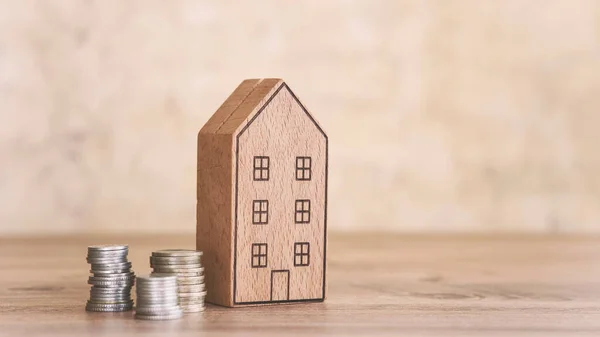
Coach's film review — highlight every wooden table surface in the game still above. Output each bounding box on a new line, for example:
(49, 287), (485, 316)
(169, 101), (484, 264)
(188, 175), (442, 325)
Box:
(0, 234), (599, 336)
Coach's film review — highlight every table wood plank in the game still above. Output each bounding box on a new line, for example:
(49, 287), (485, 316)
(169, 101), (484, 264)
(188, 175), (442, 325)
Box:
(0, 234), (599, 336)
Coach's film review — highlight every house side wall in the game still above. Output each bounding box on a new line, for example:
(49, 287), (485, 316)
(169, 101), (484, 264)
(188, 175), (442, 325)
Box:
(197, 132), (235, 307)
(235, 86), (326, 304)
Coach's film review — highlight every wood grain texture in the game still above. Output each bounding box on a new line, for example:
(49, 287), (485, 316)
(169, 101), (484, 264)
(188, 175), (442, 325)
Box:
(197, 79), (328, 306)
(196, 132), (233, 306)
(0, 234), (599, 336)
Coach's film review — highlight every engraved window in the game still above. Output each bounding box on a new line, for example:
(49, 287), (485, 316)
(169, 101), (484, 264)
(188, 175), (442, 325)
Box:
(295, 199), (310, 224)
(294, 242), (310, 267)
(295, 156), (311, 181)
(254, 156), (269, 181)
(251, 243), (268, 268)
(252, 200), (269, 225)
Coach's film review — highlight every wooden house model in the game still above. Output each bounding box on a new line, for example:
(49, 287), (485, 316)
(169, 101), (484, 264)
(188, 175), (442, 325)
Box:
(196, 78), (328, 307)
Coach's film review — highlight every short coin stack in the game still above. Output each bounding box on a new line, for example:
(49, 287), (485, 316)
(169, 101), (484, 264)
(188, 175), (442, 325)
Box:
(86, 245), (135, 312)
(135, 275), (183, 320)
(150, 250), (206, 313)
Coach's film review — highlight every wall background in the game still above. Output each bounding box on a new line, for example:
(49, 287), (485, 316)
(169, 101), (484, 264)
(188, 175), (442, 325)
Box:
(1, 0), (599, 235)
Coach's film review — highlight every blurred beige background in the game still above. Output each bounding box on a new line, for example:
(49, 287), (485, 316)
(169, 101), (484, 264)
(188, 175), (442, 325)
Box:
(0, 0), (599, 235)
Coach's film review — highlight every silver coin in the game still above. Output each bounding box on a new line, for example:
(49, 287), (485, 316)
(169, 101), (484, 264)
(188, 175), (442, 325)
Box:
(90, 289), (131, 295)
(89, 273), (135, 280)
(87, 257), (128, 264)
(151, 264), (203, 270)
(88, 280), (135, 287)
(89, 276), (135, 283)
(175, 276), (204, 285)
(146, 272), (182, 277)
(177, 284), (205, 293)
(86, 307), (133, 312)
(177, 296), (204, 302)
(88, 274), (135, 281)
(152, 249), (202, 258)
(88, 245), (128, 252)
(155, 269), (204, 278)
(87, 298), (133, 304)
(135, 306), (181, 315)
(135, 302), (179, 308)
(88, 279), (135, 287)
(136, 287), (178, 295)
(152, 268), (203, 275)
(178, 299), (205, 305)
(135, 312), (183, 320)
(91, 292), (131, 297)
(136, 300), (179, 307)
(89, 294), (132, 300)
(136, 293), (178, 304)
(178, 294), (206, 300)
(137, 278), (178, 284)
(136, 285), (177, 290)
(90, 271), (135, 277)
(87, 252), (128, 260)
(149, 256), (202, 265)
(150, 262), (202, 269)
(137, 274), (177, 282)
(90, 275), (135, 281)
(136, 287), (178, 293)
(136, 284), (178, 291)
(90, 268), (132, 275)
(90, 287), (131, 296)
(90, 286), (130, 292)
(89, 298), (132, 304)
(136, 302), (180, 308)
(178, 300), (204, 306)
(136, 292), (177, 299)
(88, 248), (129, 253)
(90, 262), (132, 270)
(178, 297), (206, 303)
(135, 292), (178, 299)
(137, 281), (177, 287)
(88, 247), (128, 254)
(86, 302), (133, 310)
(180, 305), (205, 313)
(86, 306), (133, 312)
(90, 287), (130, 292)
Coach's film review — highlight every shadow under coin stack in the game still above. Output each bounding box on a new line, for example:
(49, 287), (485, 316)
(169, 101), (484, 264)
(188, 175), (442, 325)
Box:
(135, 275), (182, 320)
(86, 245), (135, 312)
(150, 250), (206, 313)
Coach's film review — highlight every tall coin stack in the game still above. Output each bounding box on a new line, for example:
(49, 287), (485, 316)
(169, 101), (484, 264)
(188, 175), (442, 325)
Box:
(86, 245), (135, 312)
(150, 250), (206, 313)
(135, 275), (183, 320)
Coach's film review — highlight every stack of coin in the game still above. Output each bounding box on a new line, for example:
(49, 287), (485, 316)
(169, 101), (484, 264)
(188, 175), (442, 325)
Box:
(86, 245), (135, 312)
(150, 250), (206, 313)
(135, 275), (183, 320)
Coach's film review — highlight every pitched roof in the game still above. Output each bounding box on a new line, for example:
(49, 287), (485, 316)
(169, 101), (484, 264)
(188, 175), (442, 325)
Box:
(200, 78), (284, 135)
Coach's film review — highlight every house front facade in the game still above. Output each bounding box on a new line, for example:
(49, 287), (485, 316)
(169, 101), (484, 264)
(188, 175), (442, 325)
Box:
(233, 84), (327, 304)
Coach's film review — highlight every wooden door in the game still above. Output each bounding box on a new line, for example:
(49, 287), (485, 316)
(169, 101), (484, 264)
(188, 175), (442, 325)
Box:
(271, 270), (290, 301)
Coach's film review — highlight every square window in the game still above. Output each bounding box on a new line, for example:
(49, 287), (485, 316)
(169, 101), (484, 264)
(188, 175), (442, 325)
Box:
(295, 199), (310, 224)
(295, 156), (311, 181)
(294, 242), (310, 267)
(252, 200), (268, 225)
(254, 156), (269, 181)
(251, 243), (268, 268)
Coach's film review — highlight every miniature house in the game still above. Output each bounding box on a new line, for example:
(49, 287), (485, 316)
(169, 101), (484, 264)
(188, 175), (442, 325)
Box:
(196, 78), (328, 307)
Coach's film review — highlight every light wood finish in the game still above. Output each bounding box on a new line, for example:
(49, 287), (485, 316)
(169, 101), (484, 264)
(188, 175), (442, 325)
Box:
(197, 79), (328, 306)
(1, 234), (600, 336)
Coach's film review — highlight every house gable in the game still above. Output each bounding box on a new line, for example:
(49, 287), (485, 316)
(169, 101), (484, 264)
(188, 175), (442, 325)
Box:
(200, 78), (326, 139)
